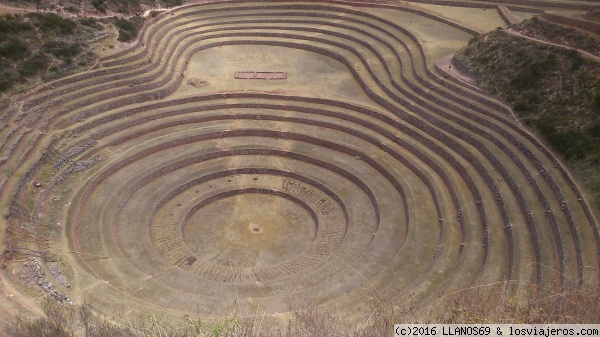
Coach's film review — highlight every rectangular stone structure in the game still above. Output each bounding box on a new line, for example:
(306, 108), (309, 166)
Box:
(235, 71), (287, 80)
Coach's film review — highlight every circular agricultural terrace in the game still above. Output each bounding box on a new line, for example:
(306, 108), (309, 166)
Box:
(1, 0), (599, 326)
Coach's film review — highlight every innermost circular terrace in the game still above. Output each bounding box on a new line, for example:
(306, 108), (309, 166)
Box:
(177, 44), (371, 104)
(183, 193), (317, 268)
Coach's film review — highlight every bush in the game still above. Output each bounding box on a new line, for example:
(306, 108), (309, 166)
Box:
(593, 92), (600, 112)
(0, 36), (29, 59)
(588, 121), (600, 138)
(26, 13), (77, 34)
(534, 116), (593, 161)
(92, 0), (107, 13)
(569, 49), (584, 71)
(64, 6), (79, 13)
(19, 52), (48, 78)
(43, 41), (83, 58)
(510, 56), (554, 90)
(114, 17), (143, 42)
(78, 17), (103, 30)
(513, 101), (532, 112)
(0, 71), (17, 92)
(162, 0), (183, 7)
(0, 14), (34, 34)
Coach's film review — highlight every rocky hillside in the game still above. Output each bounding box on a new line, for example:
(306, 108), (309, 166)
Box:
(2, 0), (182, 15)
(0, 12), (100, 92)
(0, 12), (148, 94)
(455, 18), (600, 210)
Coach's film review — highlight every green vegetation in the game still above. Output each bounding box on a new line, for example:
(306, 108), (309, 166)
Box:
(0, 13), (100, 93)
(582, 10), (600, 23)
(43, 41), (84, 58)
(455, 20), (600, 210)
(0, 14), (33, 33)
(78, 17), (104, 30)
(19, 51), (49, 77)
(25, 12), (77, 34)
(3, 0), (184, 14)
(91, 0), (107, 13)
(0, 35), (29, 59)
(514, 17), (600, 55)
(113, 16), (144, 42)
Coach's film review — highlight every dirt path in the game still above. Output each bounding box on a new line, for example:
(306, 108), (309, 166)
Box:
(506, 28), (600, 62)
(0, 3), (31, 15)
(436, 54), (479, 89)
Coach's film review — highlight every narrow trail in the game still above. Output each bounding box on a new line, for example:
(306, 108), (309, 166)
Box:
(506, 28), (600, 62)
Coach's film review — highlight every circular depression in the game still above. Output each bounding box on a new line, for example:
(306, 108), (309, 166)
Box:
(182, 192), (318, 268)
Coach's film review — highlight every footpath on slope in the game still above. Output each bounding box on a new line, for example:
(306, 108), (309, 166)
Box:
(505, 28), (600, 62)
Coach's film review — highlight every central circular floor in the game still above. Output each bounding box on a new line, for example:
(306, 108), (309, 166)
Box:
(183, 193), (317, 268)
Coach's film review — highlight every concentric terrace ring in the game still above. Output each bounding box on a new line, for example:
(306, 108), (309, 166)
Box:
(1, 0), (598, 324)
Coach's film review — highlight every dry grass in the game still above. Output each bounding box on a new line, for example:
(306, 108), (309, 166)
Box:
(5, 281), (599, 336)
(444, 282), (600, 324)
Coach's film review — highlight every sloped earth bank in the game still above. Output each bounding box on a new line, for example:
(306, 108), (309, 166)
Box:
(0, 0), (599, 329)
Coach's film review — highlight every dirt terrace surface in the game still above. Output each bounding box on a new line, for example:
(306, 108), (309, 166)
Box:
(0, 0), (599, 328)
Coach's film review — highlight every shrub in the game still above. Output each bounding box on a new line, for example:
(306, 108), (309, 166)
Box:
(0, 14), (34, 34)
(162, 0), (183, 7)
(114, 17), (144, 42)
(0, 71), (17, 92)
(513, 101), (532, 112)
(569, 49), (584, 71)
(588, 121), (600, 138)
(0, 36), (29, 59)
(593, 92), (600, 112)
(26, 13), (77, 34)
(19, 52), (49, 78)
(510, 57), (553, 90)
(92, 0), (107, 13)
(43, 41), (83, 58)
(78, 17), (103, 30)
